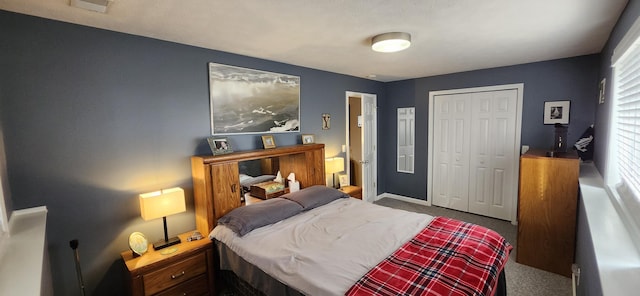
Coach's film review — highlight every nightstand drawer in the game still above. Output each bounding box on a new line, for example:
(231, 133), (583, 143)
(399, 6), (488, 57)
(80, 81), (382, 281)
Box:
(155, 274), (209, 296)
(143, 253), (207, 295)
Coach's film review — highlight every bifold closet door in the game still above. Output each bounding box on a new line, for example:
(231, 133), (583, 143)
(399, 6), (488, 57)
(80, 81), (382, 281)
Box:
(432, 93), (471, 212)
(468, 90), (518, 220)
(432, 89), (518, 220)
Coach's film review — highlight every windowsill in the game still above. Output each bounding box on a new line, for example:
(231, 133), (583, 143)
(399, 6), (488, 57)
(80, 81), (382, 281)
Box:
(0, 206), (48, 295)
(579, 163), (640, 295)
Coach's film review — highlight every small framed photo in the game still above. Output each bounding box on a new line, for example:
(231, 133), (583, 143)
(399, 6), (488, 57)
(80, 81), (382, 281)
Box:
(543, 100), (570, 125)
(599, 78), (606, 104)
(261, 135), (276, 149)
(207, 137), (233, 155)
(338, 173), (349, 188)
(302, 134), (315, 144)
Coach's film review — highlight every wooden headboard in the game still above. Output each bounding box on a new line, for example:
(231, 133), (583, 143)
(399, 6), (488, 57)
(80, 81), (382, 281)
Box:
(191, 144), (326, 235)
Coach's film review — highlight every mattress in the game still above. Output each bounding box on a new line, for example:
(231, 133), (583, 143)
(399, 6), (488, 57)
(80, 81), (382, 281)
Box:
(210, 198), (434, 295)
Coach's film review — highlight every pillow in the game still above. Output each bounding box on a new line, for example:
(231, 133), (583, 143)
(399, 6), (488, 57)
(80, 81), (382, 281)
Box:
(217, 198), (303, 236)
(239, 174), (277, 190)
(239, 174), (253, 183)
(281, 185), (349, 210)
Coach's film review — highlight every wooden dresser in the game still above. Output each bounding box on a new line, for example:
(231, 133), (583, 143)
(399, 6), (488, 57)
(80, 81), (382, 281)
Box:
(516, 149), (579, 277)
(191, 144), (326, 235)
(121, 231), (215, 296)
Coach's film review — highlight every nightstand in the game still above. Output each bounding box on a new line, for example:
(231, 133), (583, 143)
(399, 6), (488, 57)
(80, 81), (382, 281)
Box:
(121, 231), (215, 296)
(339, 185), (362, 199)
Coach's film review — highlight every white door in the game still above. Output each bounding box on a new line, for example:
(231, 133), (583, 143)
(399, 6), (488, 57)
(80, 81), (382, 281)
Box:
(468, 90), (518, 220)
(432, 93), (471, 212)
(361, 93), (377, 202)
(345, 91), (377, 203)
(397, 107), (415, 173)
(428, 84), (523, 222)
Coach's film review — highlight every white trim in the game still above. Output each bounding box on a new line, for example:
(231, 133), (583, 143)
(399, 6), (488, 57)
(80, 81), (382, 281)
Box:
(427, 83), (524, 224)
(612, 15), (640, 66)
(0, 206), (50, 296)
(578, 163), (640, 295)
(0, 123), (9, 234)
(377, 192), (430, 206)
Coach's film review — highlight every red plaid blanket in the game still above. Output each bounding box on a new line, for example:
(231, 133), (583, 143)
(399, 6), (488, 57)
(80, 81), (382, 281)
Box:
(346, 217), (512, 296)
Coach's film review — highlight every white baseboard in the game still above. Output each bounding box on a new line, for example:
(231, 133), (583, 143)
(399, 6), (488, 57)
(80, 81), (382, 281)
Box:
(377, 193), (430, 206)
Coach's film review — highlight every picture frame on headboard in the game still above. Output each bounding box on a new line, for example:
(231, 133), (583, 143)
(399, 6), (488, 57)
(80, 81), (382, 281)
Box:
(207, 137), (233, 155)
(302, 134), (315, 144)
(261, 135), (276, 149)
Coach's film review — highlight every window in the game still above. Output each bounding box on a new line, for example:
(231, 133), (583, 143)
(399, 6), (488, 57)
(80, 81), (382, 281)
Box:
(609, 15), (640, 235)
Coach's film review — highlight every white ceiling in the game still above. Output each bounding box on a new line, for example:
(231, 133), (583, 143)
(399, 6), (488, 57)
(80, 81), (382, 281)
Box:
(0, 0), (629, 82)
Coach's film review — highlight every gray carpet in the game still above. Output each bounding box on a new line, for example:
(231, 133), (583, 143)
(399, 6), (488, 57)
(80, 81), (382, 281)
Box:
(375, 197), (572, 296)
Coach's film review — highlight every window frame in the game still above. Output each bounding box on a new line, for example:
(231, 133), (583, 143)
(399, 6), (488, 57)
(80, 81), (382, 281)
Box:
(607, 14), (640, 248)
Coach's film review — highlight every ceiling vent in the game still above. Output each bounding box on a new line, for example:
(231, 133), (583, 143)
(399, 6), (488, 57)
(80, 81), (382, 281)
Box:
(70, 0), (109, 13)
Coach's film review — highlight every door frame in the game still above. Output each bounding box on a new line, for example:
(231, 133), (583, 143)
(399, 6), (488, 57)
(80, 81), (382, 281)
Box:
(345, 91), (378, 202)
(427, 84), (523, 224)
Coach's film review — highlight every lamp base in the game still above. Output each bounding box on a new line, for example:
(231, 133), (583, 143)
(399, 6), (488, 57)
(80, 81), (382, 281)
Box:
(152, 236), (181, 250)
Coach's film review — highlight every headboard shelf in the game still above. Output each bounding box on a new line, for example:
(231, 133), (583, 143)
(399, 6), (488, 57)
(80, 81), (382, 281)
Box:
(196, 143), (325, 164)
(191, 144), (325, 235)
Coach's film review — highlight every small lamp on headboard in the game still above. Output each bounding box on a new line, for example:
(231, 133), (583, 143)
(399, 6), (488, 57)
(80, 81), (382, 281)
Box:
(139, 187), (186, 250)
(325, 157), (345, 188)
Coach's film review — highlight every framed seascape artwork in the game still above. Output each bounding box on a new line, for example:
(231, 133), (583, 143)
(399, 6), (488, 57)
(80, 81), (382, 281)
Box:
(207, 137), (233, 155)
(209, 62), (301, 135)
(543, 100), (570, 125)
(261, 135), (276, 149)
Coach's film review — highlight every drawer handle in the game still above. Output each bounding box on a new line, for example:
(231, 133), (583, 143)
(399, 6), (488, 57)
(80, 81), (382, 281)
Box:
(171, 271), (185, 279)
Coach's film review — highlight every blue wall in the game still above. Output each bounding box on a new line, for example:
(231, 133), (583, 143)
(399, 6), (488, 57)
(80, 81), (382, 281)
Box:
(0, 10), (383, 295)
(383, 56), (600, 200)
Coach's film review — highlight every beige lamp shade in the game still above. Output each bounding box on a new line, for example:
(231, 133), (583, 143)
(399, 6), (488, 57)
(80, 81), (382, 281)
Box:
(325, 157), (345, 174)
(139, 187), (186, 221)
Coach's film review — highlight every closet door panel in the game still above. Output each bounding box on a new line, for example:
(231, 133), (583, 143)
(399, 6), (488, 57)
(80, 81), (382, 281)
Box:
(432, 93), (470, 211)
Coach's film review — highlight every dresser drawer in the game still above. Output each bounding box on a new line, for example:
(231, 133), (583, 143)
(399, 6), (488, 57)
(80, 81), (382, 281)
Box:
(143, 253), (207, 295)
(154, 274), (209, 296)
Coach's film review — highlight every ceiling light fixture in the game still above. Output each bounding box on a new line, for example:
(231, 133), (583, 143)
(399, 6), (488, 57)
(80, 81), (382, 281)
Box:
(70, 0), (109, 13)
(371, 32), (411, 53)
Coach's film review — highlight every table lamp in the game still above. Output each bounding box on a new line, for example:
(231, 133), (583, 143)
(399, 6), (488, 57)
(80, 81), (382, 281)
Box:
(139, 187), (186, 250)
(325, 157), (345, 188)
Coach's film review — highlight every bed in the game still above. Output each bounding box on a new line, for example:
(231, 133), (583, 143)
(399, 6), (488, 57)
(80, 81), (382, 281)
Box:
(209, 185), (512, 296)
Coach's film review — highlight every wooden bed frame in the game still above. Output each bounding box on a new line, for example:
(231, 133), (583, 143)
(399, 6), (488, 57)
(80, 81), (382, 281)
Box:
(190, 144), (326, 235)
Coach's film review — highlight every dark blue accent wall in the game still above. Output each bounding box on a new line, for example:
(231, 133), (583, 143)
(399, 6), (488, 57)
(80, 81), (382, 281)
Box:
(0, 10), (383, 295)
(383, 56), (600, 200)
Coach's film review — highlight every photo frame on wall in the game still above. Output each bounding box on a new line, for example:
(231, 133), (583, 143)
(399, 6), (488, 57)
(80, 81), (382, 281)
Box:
(543, 100), (570, 124)
(261, 135), (276, 149)
(599, 78), (606, 104)
(208, 62), (300, 135)
(207, 137), (233, 155)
